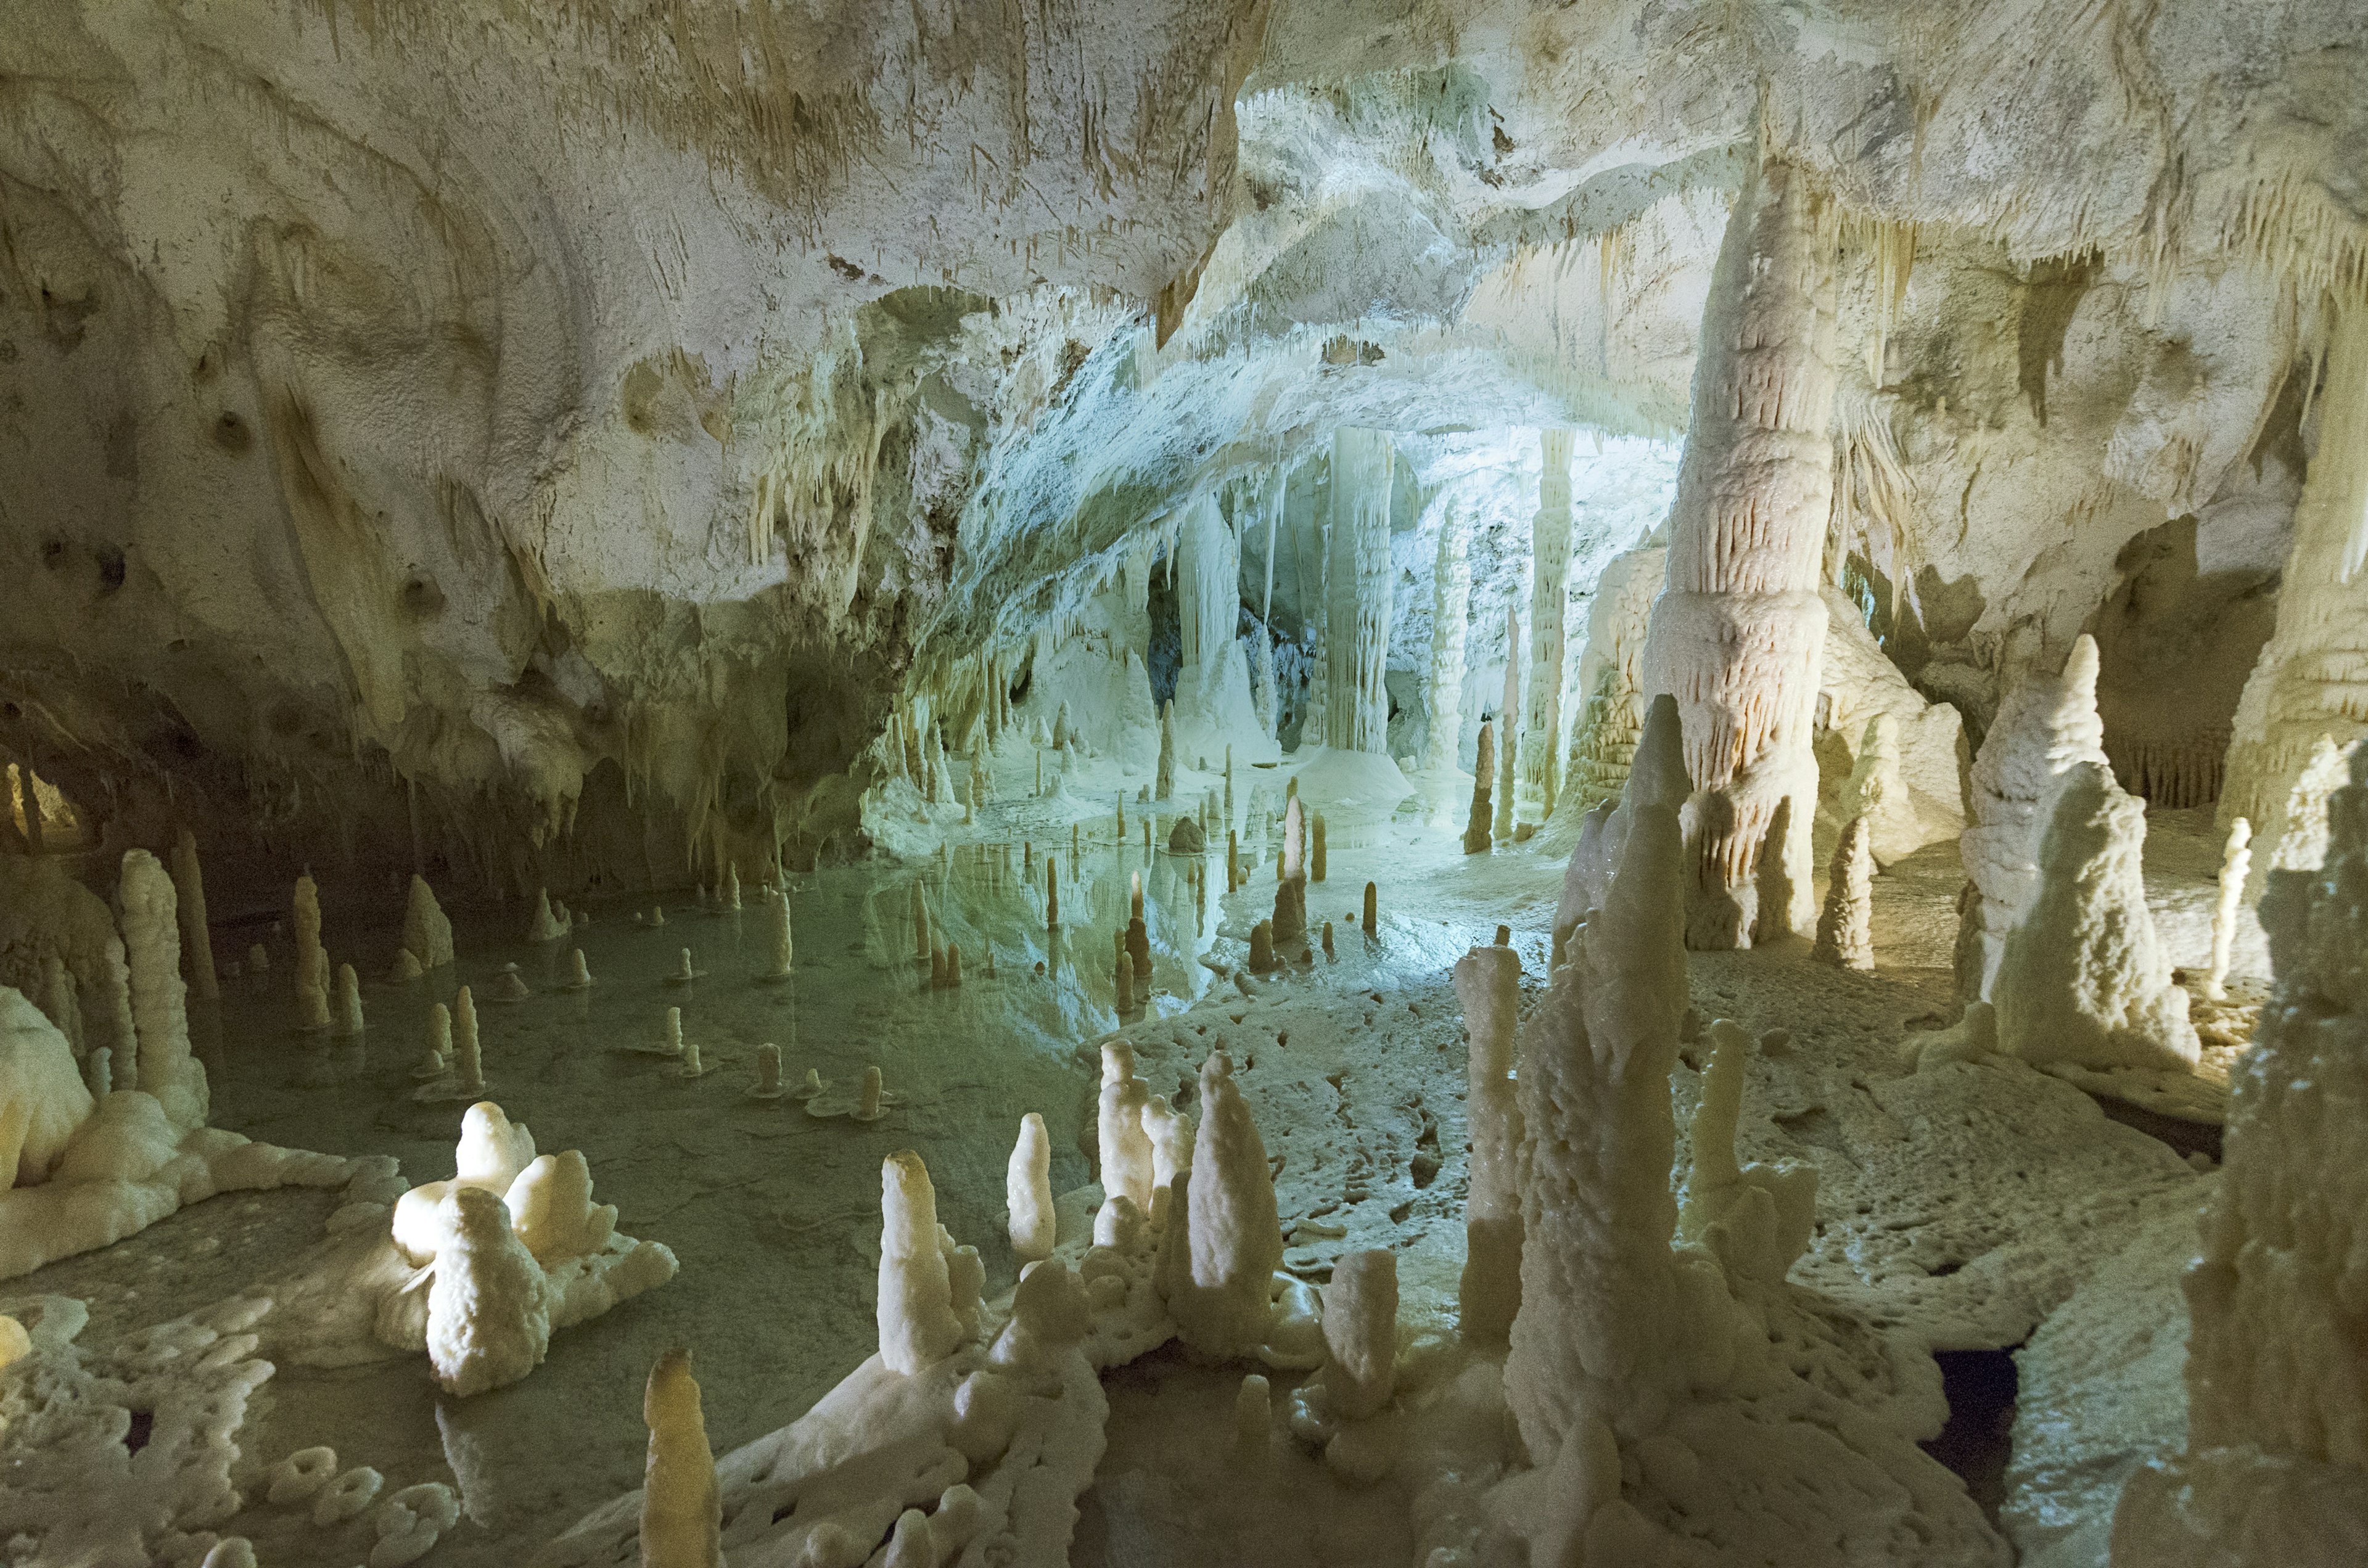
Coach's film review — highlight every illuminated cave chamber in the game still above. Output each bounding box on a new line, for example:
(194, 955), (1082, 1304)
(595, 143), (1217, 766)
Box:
(1, 5), (2366, 1567)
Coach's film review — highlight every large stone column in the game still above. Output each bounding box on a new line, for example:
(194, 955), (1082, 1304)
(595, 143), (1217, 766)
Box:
(1325, 427), (1395, 753)
(2221, 302), (2368, 881)
(1518, 429), (1576, 825)
(1639, 156), (1838, 948)
(1424, 511), (1471, 776)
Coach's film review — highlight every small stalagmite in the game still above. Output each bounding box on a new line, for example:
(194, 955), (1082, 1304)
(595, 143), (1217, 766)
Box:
(638, 1348), (722, 1568)
(331, 963), (365, 1037)
(1156, 700), (1176, 800)
(416, 1003), (453, 1079)
(1235, 1374), (1272, 1459)
(660, 1007), (684, 1057)
(398, 871), (447, 971)
(1272, 797), (1307, 946)
(563, 949), (594, 989)
(1248, 920), (1276, 974)
(1322, 921), (1335, 958)
(454, 988), (483, 1093)
(1008, 1112), (1054, 1262)
(1046, 856), (1059, 929)
(1167, 1051), (1284, 1358)
(1098, 1042), (1155, 1212)
(855, 1065), (886, 1121)
(424, 1185), (550, 1397)
(1362, 881), (1377, 937)
(754, 1044), (783, 1098)
(1312, 814), (1327, 882)
(878, 1151), (964, 1374)
(723, 865), (741, 913)
(944, 943), (962, 987)
(526, 889), (567, 944)
(1812, 816), (1875, 971)
(912, 882), (932, 961)
(293, 873), (331, 1030)
(1464, 721), (1496, 855)
(2205, 816), (2252, 1000)
(170, 829), (218, 1001)
(1321, 1249), (1399, 1420)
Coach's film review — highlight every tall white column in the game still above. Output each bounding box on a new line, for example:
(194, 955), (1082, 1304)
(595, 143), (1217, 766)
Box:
(1424, 512), (1471, 776)
(1638, 155), (1838, 949)
(1325, 427), (1395, 753)
(1519, 430), (1576, 823)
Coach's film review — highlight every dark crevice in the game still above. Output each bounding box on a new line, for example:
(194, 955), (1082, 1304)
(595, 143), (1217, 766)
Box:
(1919, 1348), (2019, 1526)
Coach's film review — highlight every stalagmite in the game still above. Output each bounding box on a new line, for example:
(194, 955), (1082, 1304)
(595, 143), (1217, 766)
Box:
(506, 1149), (615, 1263)
(1638, 155), (1838, 949)
(170, 830), (217, 1001)
(416, 1003), (451, 1079)
(1464, 720), (1497, 855)
(1326, 428), (1394, 753)
(2205, 817), (2252, 1000)
(878, 1151), (964, 1374)
(723, 865), (741, 913)
(1311, 814), (1326, 882)
(676, 1038), (705, 1077)
(1156, 701), (1175, 799)
(753, 1045), (783, 1098)
(563, 948), (593, 989)
(1959, 635), (2111, 1000)
(1273, 797), (1307, 946)
(1045, 857), (1058, 928)
(1322, 921), (1334, 958)
(1519, 429), (1576, 824)
(856, 1065), (885, 1121)
(1676, 1020), (1817, 1284)
(527, 889), (567, 943)
(454, 988), (483, 1092)
(1361, 880), (1376, 937)
(1995, 763), (2201, 1070)
(116, 848), (205, 1123)
(1007, 1112), (1054, 1262)
(1248, 920), (1275, 973)
(1425, 512), (1471, 778)
(1320, 1249), (1397, 1420)
(2220, 302), (2368, 863)
(1456, 943), (1524, 1346)
(1560, 544), (1664, 819)
(1168, 1051), (1283, 1357)
(1227, 830), (1239, 889)
(293, 873), (331, 1030)
(911, 882), (932, 961)
(2115, 749), (2368, 1559)
(659, 1007), (683, 1056)
(944, 943), (962, 987)
(1495, 610), (1521, 842)
(1236, 1374), (1272, 1459)
(1812, 816), (1875, 971)
(1842, 712), (1915, 866)
(331, 963), (364, 1037)
(638, 1348), (722, 1568)
(425, 1184), (550, 1397)
(1098, 1042), (1154, 1212)
(1505, 742), (1689, 1467)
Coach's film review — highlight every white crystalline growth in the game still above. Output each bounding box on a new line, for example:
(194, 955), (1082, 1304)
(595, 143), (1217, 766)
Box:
(402, 874), (455, 970)
(1007, 1112), (1054, 1263)
(878, 1149), (968, 1376)
(1096, 1041), (1154, 1216)
(1960, 636), (2110, 1001)
(1453, 942), (1523, 1347)
(1167, 1049), (1282, 1359)
(1995, 763), (2201, 1072)
(424, 1184), (551, 1397)
(2113, 747), (2368, 1563)
(1556, 691), (1690, 963)
(0, 986), (94, 1190)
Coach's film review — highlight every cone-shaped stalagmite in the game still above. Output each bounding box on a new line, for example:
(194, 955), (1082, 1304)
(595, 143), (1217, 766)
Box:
(1638, 154), (1838, 950)
(1464, 721), (1497, 855)
(293, 873), (331, 1030)
(170, 830), (218, 1001)
(878, 1151), (964, 1375)
(638, 1348), (722, 1568)
(1812, 816), (1874, 971)
(1168, 1051), (1283, 1357)
(1008, 1112), (1054, 1263)
(1496, 609), (1521, 842)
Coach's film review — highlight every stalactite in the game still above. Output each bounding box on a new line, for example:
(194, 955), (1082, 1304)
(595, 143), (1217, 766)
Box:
(1324, 428), (1394, 754)
(1639, 155), (1838, 950)
(1519, 429), (1576, 823)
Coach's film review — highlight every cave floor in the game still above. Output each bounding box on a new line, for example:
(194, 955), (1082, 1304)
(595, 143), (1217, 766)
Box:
(2, 773), (2246, 1566)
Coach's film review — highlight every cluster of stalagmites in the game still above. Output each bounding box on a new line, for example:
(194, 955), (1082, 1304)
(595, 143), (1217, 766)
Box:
(382, 1101), (676, 1396)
